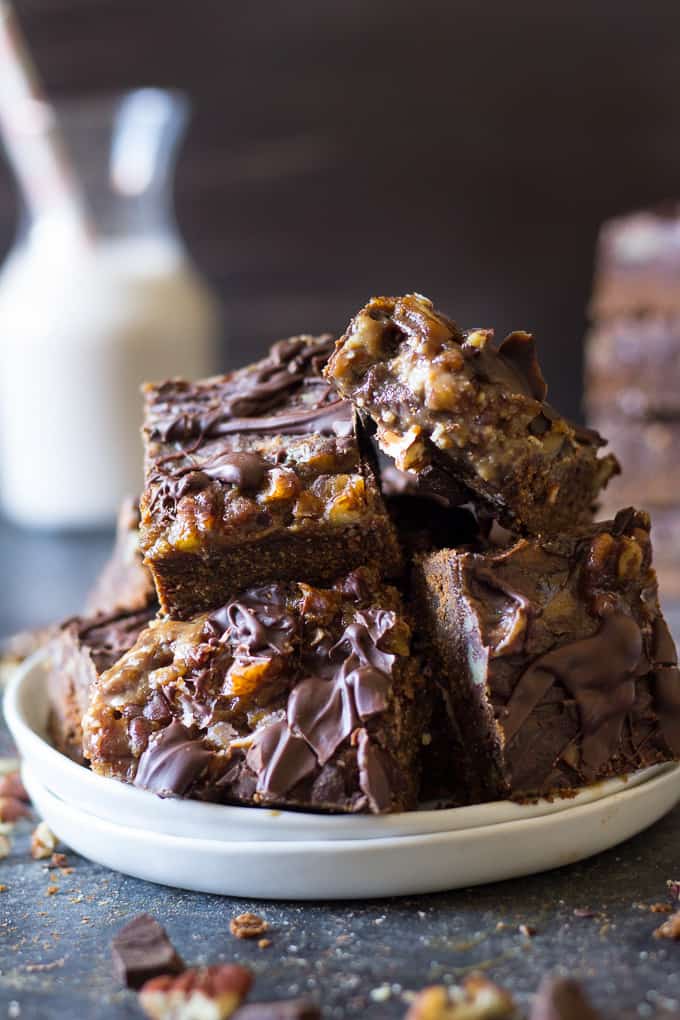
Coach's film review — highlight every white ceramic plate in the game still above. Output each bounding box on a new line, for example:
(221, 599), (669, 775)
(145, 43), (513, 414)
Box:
(5, 652), (676, 844)
(22, 760), (680, 899)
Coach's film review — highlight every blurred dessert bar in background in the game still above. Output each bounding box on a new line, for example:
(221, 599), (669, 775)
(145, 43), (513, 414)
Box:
(587, 205), (680, 595)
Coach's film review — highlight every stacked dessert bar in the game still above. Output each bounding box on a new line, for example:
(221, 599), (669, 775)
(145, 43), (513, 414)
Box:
(587, 205), (680, 596)
(43, 294), (680, 812)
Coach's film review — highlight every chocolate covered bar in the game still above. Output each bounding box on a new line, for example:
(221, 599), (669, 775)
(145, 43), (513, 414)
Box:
(140, 335), (401, 619)
(413, 508), (680, 802)
(325, 294), (618, 535)
(83, 569), (424, 813)
(46, 607), (156, 763)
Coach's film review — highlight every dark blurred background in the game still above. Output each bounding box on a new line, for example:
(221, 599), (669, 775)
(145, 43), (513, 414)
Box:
(3, 0), (680, 422)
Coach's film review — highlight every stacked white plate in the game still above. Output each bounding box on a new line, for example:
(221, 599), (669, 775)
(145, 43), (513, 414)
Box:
(6, 652), (680, 900)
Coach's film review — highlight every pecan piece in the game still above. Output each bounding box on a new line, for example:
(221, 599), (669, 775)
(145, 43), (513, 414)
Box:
(0, 796), (31, 822)
(139, 964), (252, 1019)
(0, 771), (29, 802)
(405, 974), (516, 1018)
(30, 822), (57, 860)
(653, 911), (680, 940)
(230, 912), (268, 940)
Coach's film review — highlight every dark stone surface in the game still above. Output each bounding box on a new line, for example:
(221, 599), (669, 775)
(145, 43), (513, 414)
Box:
(2, 521), (680, 1019)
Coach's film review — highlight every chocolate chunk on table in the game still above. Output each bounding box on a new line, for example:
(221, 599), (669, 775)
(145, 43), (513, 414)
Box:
(324, 294), (618, 535)
(83, 567), (425, 814)
(413, 507), (680, 802)
(46, 605), (156, 764)
(140, 334), (401, 619)
(111, 913), (184, 990)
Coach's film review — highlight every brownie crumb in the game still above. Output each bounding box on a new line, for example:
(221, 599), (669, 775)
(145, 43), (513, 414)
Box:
(653, 911), (680, 940)
(48, 853), (68, 869)
(230, 912), (268, 940)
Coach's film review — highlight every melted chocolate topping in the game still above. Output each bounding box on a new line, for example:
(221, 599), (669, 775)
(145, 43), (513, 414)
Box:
(356, 728), (392, 813)
(503, 612), (643, 772)
(245, 719), (316, 797)
(181, 399), (353, 440)
(149, 335), (344, 444)
(288, 610), (396, 765)
(80, 608), (157, 674)
(469, 560), (534, 657)
(496, 331), (548, 402)
(204, 588), (297, 657)
(134, 720), (212, 797)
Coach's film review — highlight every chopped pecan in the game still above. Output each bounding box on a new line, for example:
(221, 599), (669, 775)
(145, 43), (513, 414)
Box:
(653, 911), (680, 940)
(30, 822), (57, 860)
(139, 964), (252, 1019)
(405, 974), (516, 1018)
(0, 797), (31, 823)
(230, 912), (268, 940)
(0, 772), (29, 802)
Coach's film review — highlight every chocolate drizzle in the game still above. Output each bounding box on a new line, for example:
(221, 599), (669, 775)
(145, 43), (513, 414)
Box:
(503, 612), (643, 771)
(134, 720), (213, 797)
(288, 610), (396, 764)
(245, 719), (316, 797)
(469, 559), (534, 657)
(356, 728), (392, 813)
(497, 331), (548, 402)
(147, 335), (345, 444)
(204, 588), (297, 657)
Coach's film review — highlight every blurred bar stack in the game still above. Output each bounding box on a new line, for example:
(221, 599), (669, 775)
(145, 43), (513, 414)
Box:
(586, 205), (680, 596)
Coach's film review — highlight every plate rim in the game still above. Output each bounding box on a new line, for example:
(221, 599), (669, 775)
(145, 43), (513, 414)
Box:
(7, 648), (679, 842)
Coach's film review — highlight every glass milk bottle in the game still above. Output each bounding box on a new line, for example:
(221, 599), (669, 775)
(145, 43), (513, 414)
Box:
(0, 89), (221, 528)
